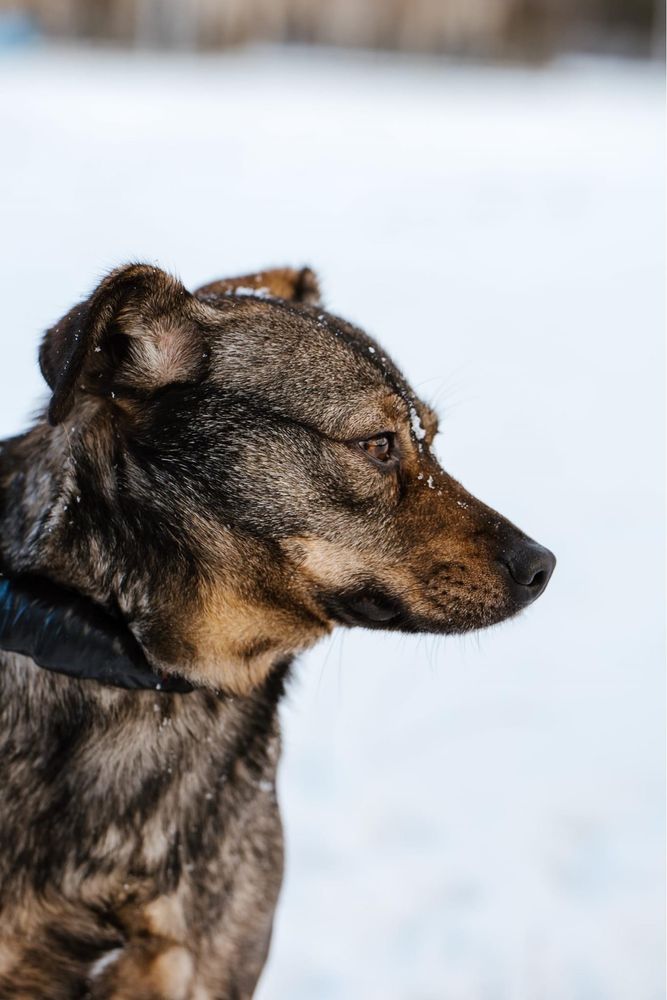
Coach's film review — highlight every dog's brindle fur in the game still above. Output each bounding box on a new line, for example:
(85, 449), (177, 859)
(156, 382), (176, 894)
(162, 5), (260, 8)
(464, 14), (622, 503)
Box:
(0, 265), (553, 998)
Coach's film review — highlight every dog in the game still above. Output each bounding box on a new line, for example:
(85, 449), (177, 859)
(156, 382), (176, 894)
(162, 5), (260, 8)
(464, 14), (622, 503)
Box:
(0, 264), (555, 998)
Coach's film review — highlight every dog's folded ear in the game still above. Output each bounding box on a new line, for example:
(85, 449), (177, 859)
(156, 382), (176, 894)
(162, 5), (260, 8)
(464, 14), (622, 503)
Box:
(40, 264), (203, 426)
(195, 267), (321, 306)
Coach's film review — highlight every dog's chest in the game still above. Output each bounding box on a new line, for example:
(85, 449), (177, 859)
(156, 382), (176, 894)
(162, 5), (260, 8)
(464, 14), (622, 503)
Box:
(0, 669), (285, 996)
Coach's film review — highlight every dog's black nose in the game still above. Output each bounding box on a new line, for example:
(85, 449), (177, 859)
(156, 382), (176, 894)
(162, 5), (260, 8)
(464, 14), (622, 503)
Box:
(499, 540), (556, 605)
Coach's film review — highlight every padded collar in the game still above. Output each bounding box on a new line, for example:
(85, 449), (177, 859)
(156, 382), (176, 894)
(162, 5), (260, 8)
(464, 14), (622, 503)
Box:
(0, 574), (192, 693)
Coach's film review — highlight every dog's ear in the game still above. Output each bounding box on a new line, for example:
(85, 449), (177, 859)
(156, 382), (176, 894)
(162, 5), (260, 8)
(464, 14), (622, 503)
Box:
(195, 266), (321, 306)
(40, 264), (203, 426)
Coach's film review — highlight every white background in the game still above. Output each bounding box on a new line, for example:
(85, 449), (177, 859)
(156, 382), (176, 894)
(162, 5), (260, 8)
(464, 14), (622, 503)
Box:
(0, 45), (663, 1000)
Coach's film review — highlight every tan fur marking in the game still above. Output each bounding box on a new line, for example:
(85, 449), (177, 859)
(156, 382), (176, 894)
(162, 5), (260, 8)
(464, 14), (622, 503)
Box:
(196, 267), (319, 304)
(190, 984), (213, 1000)
(185, 584), (329, 695)
(143, 895), (188, 941)
(0, 942), (17, 978)
(281, 536), (372, 589)
(103, 944), (195, 1000)
(149, 946), (195, 998)
(141, 819), (177, 867)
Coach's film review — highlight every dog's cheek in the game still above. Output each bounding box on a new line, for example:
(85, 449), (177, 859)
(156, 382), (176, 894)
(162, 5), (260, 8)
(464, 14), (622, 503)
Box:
(189, 589), (328, 695)
(139, 567), (330, 696)
(279, 536), (375, 592)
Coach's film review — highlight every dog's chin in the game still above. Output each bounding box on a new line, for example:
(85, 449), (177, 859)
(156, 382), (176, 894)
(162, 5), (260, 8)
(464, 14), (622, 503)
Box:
(318, 587), (522, 635)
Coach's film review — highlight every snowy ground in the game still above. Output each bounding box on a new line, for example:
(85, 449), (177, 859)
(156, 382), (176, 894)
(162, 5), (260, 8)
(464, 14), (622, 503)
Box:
(0, 44), (663, 1000)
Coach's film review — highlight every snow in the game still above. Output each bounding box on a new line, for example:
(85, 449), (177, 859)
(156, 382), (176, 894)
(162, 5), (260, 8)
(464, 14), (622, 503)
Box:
(0, 45), (663, 1000)
(227, 285), (272, 297)
(89, 947), (123, 980)
(410, 402), (427, 441)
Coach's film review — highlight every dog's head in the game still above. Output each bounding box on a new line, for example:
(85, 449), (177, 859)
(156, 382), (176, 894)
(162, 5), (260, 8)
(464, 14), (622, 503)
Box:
(38, 264), (555, 693)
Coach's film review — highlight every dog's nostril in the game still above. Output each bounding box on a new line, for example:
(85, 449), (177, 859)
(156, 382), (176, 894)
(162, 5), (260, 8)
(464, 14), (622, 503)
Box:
(499, 540), (556, 605)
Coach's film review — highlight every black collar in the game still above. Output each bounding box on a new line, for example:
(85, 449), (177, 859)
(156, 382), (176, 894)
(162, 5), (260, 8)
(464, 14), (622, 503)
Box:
(0, 573), (192, 693)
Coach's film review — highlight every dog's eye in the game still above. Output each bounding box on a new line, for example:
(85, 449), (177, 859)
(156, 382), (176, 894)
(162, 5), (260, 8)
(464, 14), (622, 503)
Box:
(358, 434), (396, 466)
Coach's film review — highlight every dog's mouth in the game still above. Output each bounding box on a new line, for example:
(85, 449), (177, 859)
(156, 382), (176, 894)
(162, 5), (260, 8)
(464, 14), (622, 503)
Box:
(319, 587), (407, 630)
(318, 580), (521, 636)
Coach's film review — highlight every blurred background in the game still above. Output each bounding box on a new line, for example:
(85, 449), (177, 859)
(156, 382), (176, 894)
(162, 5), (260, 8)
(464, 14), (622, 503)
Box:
(0, 0), (664, 56)
(0, 2), (663, 999)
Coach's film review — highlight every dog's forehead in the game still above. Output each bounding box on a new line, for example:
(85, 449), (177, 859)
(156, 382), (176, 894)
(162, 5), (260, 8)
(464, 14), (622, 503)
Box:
(202, 297), (427, 437)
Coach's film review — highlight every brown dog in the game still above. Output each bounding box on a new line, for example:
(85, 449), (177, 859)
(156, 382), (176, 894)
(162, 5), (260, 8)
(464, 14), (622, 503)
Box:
(0, 264), (554, 998)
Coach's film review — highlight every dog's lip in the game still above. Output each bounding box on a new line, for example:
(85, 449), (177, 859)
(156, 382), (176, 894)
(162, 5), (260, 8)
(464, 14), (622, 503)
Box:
(344, 594), (400, 623)
(319, 589), (404, 629)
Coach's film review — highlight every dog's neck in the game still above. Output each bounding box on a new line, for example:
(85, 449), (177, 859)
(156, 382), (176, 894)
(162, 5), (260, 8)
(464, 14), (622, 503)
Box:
(0, 423), (290, 790)
(0, 421), (289, 807)
(0, 422), (326, 698)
